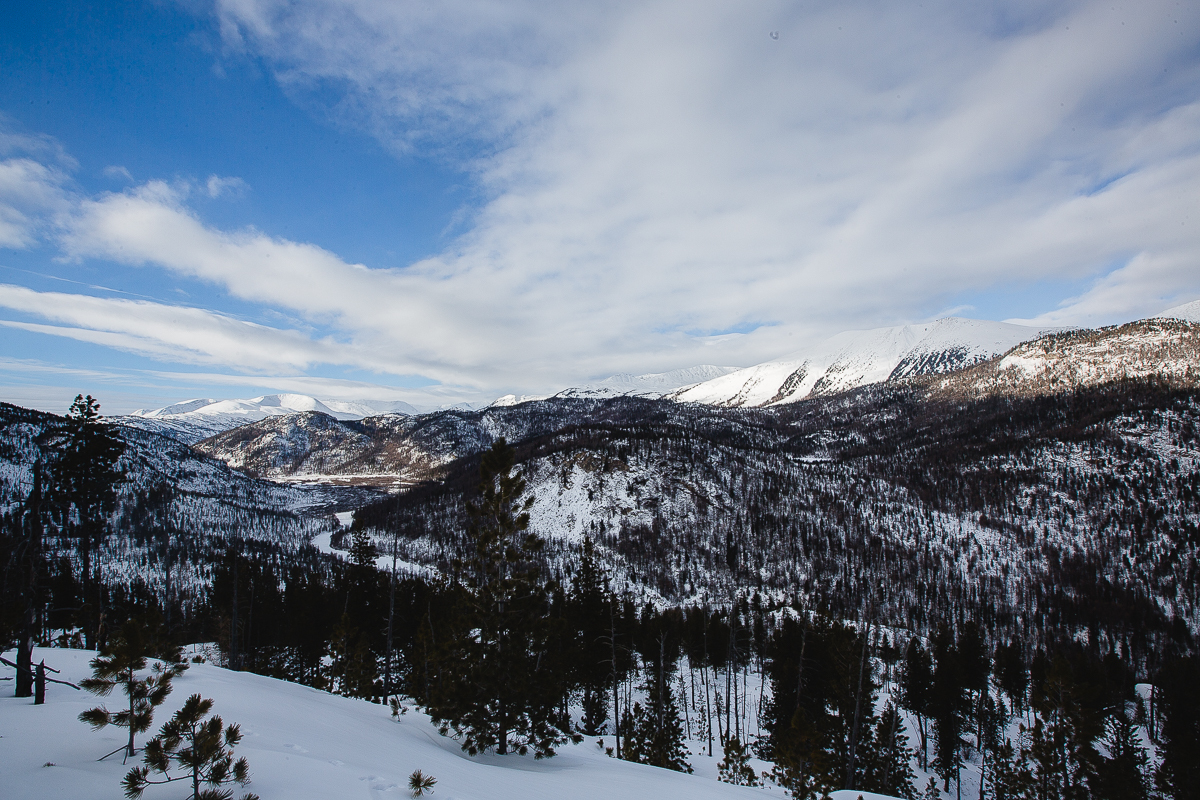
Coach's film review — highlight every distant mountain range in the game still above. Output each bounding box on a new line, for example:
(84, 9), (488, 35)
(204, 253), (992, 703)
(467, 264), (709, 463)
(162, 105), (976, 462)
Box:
(122, 394), (422, 444)
(118, 302), (1200, 444)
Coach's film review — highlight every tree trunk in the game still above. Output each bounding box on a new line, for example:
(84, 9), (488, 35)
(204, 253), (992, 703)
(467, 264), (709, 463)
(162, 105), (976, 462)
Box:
(846, 613), (872, 791)
(386, 538), (397, 698)
(34, 661), (46, 704)
(230, 559), (239, 671)
(17, 466), (44, 697)
(82, 521), (94, 651)
(127, 666), (137, 759)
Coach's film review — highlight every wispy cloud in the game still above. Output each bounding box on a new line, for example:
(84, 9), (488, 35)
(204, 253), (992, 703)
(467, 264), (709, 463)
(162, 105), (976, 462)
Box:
(0, 283), (401, 375)
(3, 0), (1200, 406)
(205, 174), (247, 198)
(215, 0), (1200, 339)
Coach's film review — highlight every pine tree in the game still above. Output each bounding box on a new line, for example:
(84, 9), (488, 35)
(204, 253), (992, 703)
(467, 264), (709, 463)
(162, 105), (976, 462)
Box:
(571, 537), (613, 736)
(718, 735), (759, 786)
(14, 464), (45, 698)
(1091, 708), (1148, 800)
(329, 615), (378, 698)
(930, 628), (967, 796)
(863, 703), (916, 799)
(50, 394), (125, 650)
(425, 439), (575, 758)
(986, 738), (1034, 800)
(994, 641), (1029, 718)
(900, 638), (934, 770)
(621, 687), (693, 773)
(79, 617), (185, 761)
(124, 694), (258, 800)
(408, 770), (437, 797)
(1153, 655), (1199, 800)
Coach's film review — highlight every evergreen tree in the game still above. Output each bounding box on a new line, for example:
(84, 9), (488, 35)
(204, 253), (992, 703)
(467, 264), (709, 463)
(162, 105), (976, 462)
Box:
(570, 536), (613, 736)
(124, 694), (258, 800)
(49, 394), (125, 650)
(79, 617), (185, 761)
(329, 615), (379, 698)
(986, 738), (1033, 800)
(425, 439), (575, 757)
(862, 703), (916, 800)
(718, 735), (759, 786)
(930, 628), (967, 795)
(900, 638), (934, 769)
(1026, 716), (1066, 800)
(1091, 708), (1148, 800)
(995, 641), (1029, 718)
(1154, 655), (1200, 800)
(620, 675), (692, 773)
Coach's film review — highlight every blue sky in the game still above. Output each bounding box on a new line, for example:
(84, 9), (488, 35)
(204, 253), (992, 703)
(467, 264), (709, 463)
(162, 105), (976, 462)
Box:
(1, 0), (1199, 414)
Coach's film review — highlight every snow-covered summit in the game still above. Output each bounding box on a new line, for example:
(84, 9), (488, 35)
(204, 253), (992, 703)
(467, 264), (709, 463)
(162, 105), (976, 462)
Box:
(671, 317), (1054, 408)
(1158, 298), (1200, 323)
(120, 394), (420, 445)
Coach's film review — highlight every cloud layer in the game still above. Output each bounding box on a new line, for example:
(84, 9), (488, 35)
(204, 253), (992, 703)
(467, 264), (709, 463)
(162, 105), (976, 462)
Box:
(3, 0), (1200, 407)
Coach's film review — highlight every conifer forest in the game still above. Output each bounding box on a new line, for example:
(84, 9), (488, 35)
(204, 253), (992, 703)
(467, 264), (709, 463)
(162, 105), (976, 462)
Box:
(2, 376), (1199, 800)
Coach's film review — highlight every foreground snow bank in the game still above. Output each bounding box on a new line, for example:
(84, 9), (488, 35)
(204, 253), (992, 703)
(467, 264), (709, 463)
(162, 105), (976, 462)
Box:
(3, 648), (785, 800)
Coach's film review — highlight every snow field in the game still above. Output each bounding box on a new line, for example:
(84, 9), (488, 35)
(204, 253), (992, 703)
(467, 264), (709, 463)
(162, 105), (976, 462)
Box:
(3, 647), (793, 800)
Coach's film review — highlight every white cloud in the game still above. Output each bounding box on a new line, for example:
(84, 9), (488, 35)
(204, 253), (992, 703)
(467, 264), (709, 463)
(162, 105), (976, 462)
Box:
(0, 158), (73, 248)
(205, 174), (248, 198)
(6, 0), (1200, 405)
(0, 283), (403, 375)
(202, 0), (1200, 377)
(103, 165), (134, 182)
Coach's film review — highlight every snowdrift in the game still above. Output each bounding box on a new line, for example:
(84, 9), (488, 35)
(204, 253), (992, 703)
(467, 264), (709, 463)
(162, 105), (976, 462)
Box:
(0, 647), (895, 800)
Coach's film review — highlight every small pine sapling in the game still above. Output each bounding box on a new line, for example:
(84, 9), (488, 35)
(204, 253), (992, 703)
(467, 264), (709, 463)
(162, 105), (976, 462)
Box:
(717, 735), (760, 786)
(123, 694), (259, 800)
(79, 619), (181, 762)
(408, 769), (437, 797)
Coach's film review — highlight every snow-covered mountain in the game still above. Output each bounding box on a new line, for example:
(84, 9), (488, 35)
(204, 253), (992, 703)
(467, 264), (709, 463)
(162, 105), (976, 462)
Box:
(121, 394), (420, 444)
(932, 317), (1200, 399)
(556, 365), (741, 399)
(489, 366), (741, 407)
(1158, 298), (1200, 323)
(671, 317), (1053, 408)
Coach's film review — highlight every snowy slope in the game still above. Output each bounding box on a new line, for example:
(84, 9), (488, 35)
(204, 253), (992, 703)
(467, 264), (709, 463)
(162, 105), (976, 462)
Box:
(672, 317), (1049, 407)
(1, 647), (804, 800)
(555, 365), (742, 400)
(932, 318), (1200, 399)
(489, 366), (742, 406)
(1158, 298), (1200, 323)
(120, 394), (419, 445)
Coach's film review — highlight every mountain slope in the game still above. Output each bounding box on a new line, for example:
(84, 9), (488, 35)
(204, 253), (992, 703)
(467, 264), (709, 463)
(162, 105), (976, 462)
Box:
(348, 378), (1200, 655)
(0, 402), (350, 599)
(2, 647), (797, 800)
(1158, 298), (1200, 323)
(671, 317), (1050, 407)
(931, 318), (1200, 399)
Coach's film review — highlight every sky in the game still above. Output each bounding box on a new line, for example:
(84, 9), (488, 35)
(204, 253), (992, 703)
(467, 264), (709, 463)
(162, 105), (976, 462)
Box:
(1, 0), (1199, 415)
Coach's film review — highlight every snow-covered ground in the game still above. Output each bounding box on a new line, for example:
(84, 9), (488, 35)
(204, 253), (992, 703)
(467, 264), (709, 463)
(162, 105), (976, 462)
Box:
(1, 648), (914, 800)
(0, 647), (853, 800)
